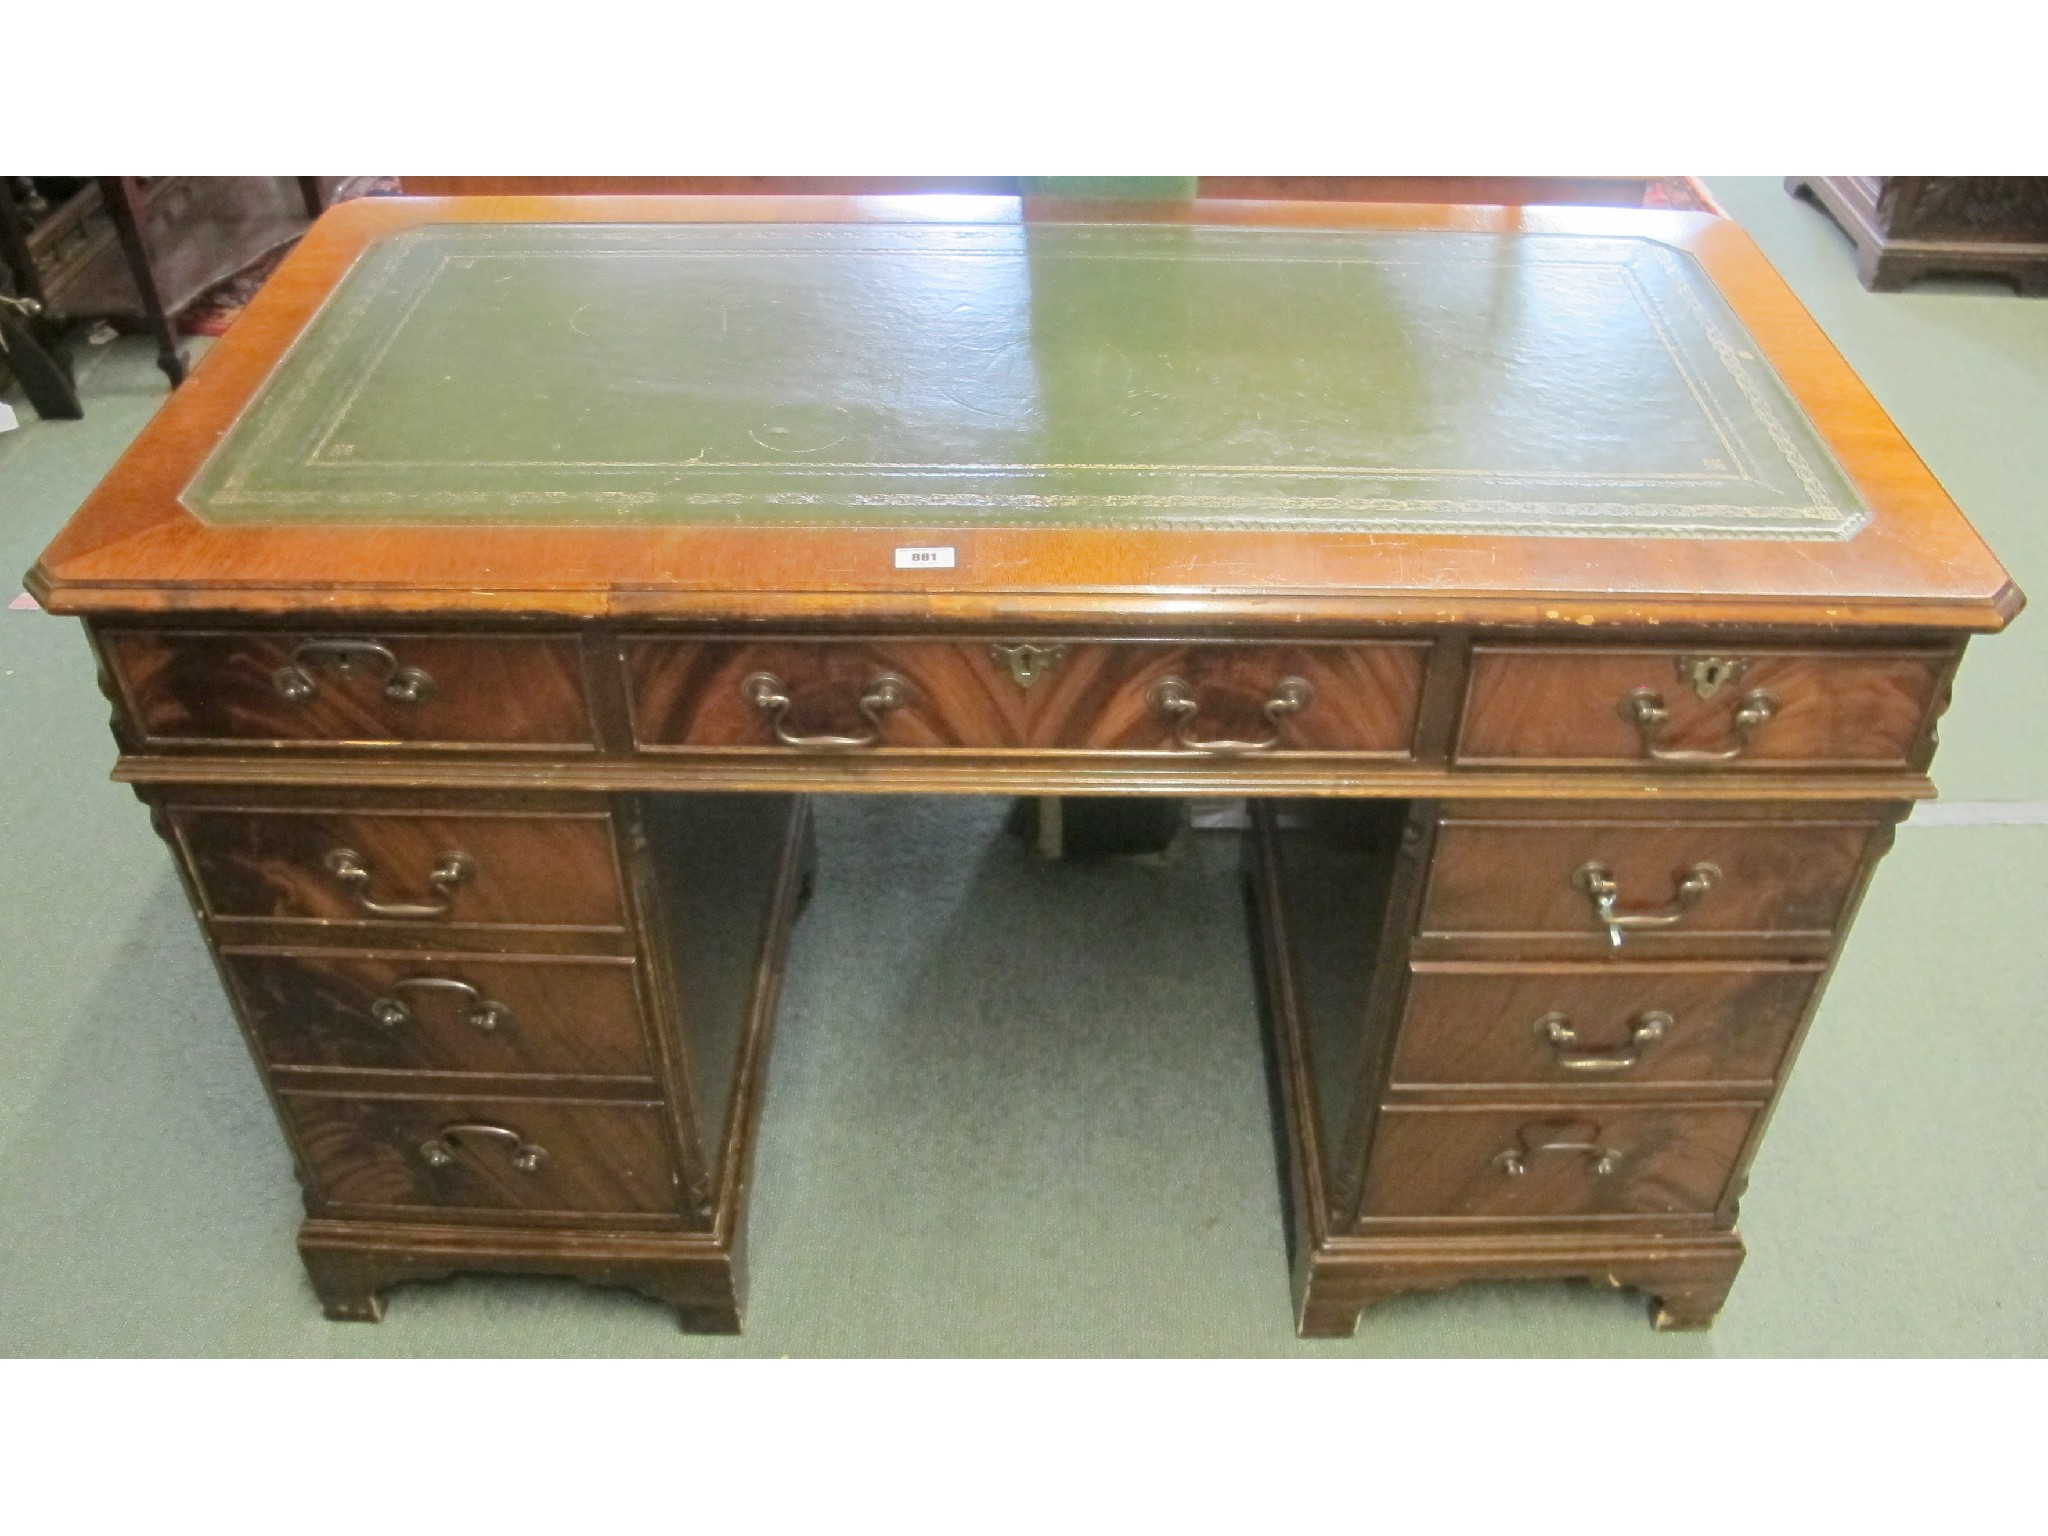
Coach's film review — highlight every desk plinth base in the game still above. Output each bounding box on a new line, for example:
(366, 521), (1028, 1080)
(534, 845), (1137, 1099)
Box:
(298, 1219), (749, 1333)
(1289, 1229), (1745, 1339)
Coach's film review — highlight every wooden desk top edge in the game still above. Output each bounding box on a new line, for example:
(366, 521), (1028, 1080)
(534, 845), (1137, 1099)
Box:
(27, 194), (2023, 635)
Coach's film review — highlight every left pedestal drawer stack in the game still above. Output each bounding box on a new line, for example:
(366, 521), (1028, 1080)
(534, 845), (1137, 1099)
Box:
(131, 769), (811, 1330)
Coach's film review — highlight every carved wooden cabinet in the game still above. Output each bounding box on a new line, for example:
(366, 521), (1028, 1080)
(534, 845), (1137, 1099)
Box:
(1788, 176), (2048, 295)
(29, 195), (2019, 1334)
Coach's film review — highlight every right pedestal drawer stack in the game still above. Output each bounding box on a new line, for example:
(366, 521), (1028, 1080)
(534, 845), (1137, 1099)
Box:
(1364, 802), (1892, 1228)
(1253, 640), (1951, 1336)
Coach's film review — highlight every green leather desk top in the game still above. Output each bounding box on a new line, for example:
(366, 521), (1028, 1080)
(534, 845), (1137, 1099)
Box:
(183, 221), (1868, 540)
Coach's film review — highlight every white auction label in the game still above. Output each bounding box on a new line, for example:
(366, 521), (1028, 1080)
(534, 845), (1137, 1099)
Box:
(893, 546), (957, 570)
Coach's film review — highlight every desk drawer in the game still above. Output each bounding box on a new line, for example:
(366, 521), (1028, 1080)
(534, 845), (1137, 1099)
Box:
(1456, 646), (1949, 769)
(1392, 962), (1823, 1089)
(1360, 1104), (1760, 1220)
(171, 807), (627, 932)
(224, 950), (654, 1079)
(102, 630), (596, 749)
(624, 638), (1426, 757)
(284, 1091), (681, 1217)
(1420, 816), (1879, 946)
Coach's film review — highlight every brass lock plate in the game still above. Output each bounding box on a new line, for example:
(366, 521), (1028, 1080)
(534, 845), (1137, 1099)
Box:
(1674, 654), (1749, 700)
(990, 642), (1069, 690)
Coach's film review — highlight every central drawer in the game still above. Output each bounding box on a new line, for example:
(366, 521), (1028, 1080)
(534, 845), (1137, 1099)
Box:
(623, 638), (1428, 757)
(170, 806), (628, 933)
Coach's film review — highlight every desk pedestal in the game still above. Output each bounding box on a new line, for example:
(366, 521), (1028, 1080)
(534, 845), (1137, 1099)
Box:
(1247, 797), (1898, 1334)
(144, 784), (812, 1332)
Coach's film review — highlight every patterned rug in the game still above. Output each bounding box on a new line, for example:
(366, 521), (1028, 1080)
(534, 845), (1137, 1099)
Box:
(177, 177), (401, 337)
(1645, 176), (1718, 211)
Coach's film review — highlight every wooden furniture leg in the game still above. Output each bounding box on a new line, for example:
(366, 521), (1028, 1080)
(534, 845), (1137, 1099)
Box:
(0, 296), (83, 419)
(0, 186), (81, 419)
(0, 182), (48, 306)
(97, 176), (189, 387)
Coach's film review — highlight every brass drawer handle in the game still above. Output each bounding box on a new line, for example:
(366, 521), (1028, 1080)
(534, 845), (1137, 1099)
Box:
(323, 848), (476, 919)
(741, 670), (911, 750)
(370, 976), (511, 1033)
(1493, 1122), (1623, 1178)
(1147, 675), (1313, 754)
(1574, 861), (1719, 948)
(1533, 1009), (1671, 1072)
(273, 639), (434, 705)
(419, 1122), (548, 1174)
(1623, 686), (1779, 763)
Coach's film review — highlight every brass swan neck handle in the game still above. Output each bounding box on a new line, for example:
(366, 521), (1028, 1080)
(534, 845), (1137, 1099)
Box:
(1148, 675), (1313, 755)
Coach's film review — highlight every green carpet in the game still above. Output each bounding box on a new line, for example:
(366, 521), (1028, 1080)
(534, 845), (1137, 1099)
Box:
(1, 179), (2042, 1355)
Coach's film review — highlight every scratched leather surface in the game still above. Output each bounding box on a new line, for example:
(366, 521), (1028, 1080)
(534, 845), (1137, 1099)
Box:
(184, 222), (1868, 538)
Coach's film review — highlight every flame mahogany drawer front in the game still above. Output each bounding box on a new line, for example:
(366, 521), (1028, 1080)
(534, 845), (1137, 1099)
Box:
(283, 1092), (682, 1217)
(102, 631), (597, 749)
(1420, 816), (1882, 945)
(1391, 962), (1825, 1090)
(169, 807), (629, 932)
(622, 639), (1429, 757)
(1359, 1104), (1763, 1220)
(223, 950), (655, 1079)
(1455, 646), (1952, 769)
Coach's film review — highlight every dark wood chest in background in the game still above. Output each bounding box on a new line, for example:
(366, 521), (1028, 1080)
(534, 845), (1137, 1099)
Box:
(1788, 176), (2048, 294)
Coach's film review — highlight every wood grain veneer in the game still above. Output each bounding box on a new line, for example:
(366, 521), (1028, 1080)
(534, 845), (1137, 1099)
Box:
(103, 630), (596, 750)
(1456, 646), (1953, 770)
(170, 806), (629, 933)
(222, 949), (656, 1079)
(1358, 1102), (1763, 1221)
(284, 1091), (683, 1218)
(624, 638), (1427, 756)
(1389, 962), (1824, 1091)
(1418, 815), (1882, 947)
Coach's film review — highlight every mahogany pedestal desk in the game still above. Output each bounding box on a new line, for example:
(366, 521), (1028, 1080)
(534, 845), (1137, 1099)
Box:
(28, 196), (2021, 1336)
